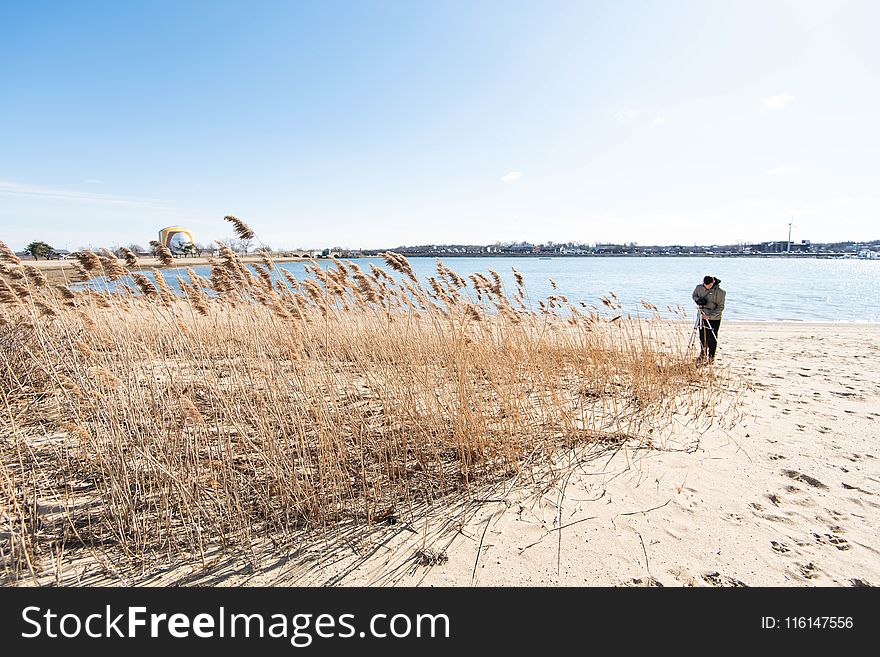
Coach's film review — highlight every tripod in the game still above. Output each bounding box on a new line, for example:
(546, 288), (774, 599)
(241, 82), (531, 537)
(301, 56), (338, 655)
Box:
(688, 308), (719, 364)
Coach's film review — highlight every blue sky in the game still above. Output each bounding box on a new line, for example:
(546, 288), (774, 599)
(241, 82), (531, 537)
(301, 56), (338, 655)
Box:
(1, 0), (878, 251)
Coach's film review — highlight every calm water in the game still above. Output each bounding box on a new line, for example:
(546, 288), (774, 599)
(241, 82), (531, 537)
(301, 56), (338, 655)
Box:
(84, 256), (880, 322)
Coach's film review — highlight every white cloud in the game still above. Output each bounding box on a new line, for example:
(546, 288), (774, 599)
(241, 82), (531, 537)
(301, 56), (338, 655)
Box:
(762, 94), (796, 110)
(614, 108), (639, 123)
(767, 164), (802, 175)
(500, 171), (523, 183)
(652, 116), (666, 125)
(0, 179), (191, 212)
(85, 178), (103, 184)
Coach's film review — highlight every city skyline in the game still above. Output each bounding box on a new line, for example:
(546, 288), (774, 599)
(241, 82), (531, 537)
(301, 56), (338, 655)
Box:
(9, 232), (877, 257)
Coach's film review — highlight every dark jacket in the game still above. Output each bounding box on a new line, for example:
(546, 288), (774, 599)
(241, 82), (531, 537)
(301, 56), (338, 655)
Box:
(692, 284), (726, 320)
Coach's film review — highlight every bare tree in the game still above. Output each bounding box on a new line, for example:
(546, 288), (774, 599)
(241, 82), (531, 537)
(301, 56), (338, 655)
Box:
(225, 237), (252, 254)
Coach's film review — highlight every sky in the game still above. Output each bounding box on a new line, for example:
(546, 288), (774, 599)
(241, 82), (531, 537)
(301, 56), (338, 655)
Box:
(1, 0), (878, 251)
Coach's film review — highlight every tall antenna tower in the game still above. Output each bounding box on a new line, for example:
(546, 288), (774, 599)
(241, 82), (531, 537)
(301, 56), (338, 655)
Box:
(787, 219), (794, 252)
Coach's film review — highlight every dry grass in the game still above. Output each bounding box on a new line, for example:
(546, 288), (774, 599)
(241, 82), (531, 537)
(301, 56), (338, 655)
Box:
(0, 233), (736, 585)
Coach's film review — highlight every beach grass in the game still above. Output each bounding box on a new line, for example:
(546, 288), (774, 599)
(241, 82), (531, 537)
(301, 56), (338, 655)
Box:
(0, 227), (734, 585)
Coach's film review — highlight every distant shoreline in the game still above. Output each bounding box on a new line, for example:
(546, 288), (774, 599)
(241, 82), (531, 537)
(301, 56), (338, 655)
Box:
(376, 252), (870, 259)
(23, 251), (875, 286)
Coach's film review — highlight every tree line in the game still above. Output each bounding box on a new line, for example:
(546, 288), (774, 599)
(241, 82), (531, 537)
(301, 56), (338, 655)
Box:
(17, 237), (268, 259)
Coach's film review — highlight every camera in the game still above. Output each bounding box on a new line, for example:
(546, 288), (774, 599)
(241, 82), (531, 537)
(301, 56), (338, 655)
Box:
(695, 297), (708, 306)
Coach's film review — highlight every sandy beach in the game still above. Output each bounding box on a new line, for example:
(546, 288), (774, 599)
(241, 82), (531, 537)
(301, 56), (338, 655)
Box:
(171, 321), (877, 587)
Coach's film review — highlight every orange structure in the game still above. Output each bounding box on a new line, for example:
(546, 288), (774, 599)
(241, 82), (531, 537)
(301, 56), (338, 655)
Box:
(158, 226), (196, 255)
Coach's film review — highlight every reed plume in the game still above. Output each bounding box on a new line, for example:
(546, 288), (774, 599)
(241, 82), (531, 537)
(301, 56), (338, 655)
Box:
(259, 251), (275, 271)
(119, 247), (139, 268)
(99, 249), (126, 281)
(281, 269), (301, 292)
(179, 279), (209, 316)
(54, 285), (76, 300)
(0, 240), (21, 264)
(71, 262), (90, 280)
(224, 215), (255, 240)
(156, 246), (175, 267)
(381, 252), (418, 284)
(153, 270), (175, 303)
(74, 250), (102, 273)
(185, 267), (210, 289)
(132, 273), (159, 298)
(24, 266), (47, 287)
(0, 279), (20, 304)
(0, 262), (26, 281)
(253, 263), (274, 291)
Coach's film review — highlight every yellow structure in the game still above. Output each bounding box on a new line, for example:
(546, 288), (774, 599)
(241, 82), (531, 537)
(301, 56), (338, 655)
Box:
(158, 226), (196, 255)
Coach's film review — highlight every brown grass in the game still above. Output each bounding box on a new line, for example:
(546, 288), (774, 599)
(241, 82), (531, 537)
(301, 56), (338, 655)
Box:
(0, 233), (736, 585)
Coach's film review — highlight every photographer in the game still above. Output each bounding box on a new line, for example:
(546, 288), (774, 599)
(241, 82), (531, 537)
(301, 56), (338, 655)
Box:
(692, 275), (726, 365)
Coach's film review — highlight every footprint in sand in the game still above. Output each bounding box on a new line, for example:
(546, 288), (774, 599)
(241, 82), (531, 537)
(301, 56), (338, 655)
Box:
(770, 540), (790, 554)
(762, 513), (792, 523)
(723, 512), (746, 524)
(702, 572), (747, 587)
(627, 577), (663, 587)
(842, 482), (873, 495)
(797, 562), (819, 580)
(749, 500), (790, 523)
(781, 469), (829, 490)
(813, 532), (851, 551)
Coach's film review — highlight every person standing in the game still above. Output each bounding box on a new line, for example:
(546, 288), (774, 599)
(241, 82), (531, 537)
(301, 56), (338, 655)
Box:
(692, 275), (726, 365)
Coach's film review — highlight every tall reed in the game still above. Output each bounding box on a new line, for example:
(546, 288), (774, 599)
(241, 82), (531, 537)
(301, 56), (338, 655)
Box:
(0, 230), (733, 584)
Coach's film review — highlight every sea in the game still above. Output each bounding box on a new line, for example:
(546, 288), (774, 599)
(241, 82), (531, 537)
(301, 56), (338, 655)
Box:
(82, 256), (880, 323)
